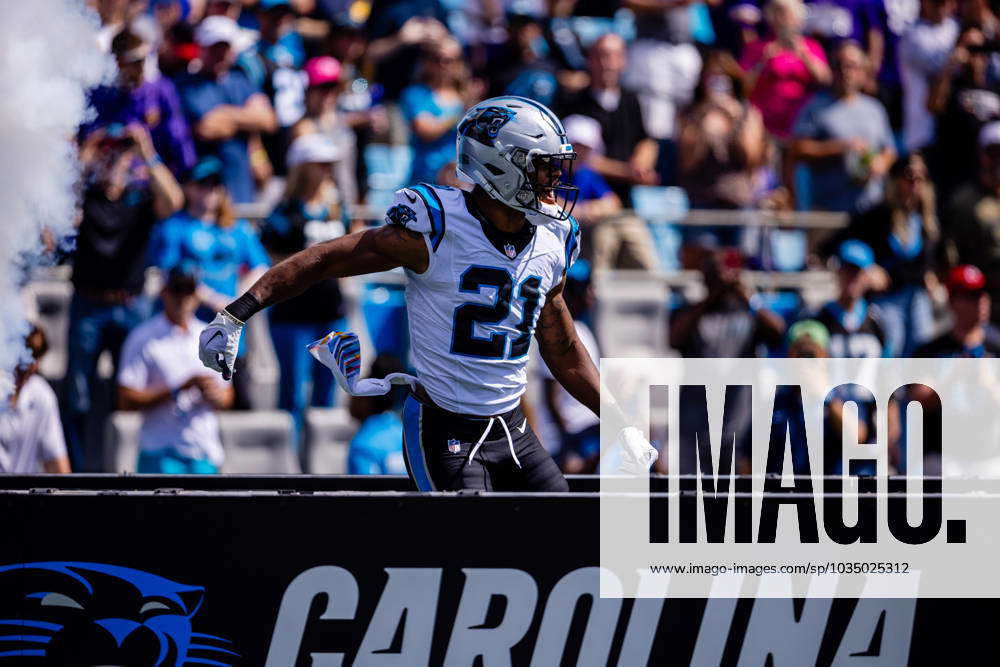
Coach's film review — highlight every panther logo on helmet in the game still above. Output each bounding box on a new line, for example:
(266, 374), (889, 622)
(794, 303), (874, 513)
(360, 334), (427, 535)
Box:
(458, 106), (517, 145)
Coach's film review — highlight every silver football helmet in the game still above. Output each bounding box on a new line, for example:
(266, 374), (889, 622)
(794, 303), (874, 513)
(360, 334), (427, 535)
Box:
(456, 95), (578, 223)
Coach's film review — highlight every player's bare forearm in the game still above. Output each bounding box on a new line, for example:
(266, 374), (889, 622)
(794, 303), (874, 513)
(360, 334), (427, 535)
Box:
(535, 288), (600, 416)
(245, 225), (427, 312)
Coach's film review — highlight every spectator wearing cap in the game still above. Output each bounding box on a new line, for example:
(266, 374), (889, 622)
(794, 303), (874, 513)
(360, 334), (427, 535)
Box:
(147, 156), (270, 319)
(85, 28), (196, 177)
(0, 326), (70, 474)
(291, 56), (361, 212)
(563, 114), (657, 270)
(555, 33), (660, 208)
(811, 240), (890, 357)
(67, 104), (185, 471)
(824, 153), (940, 354)
(669, 249), (786, 357)
(260, 134), (349, 463)
(916, 265), (1000, 355)
(400, 37), (483, 186)
(236, 0), (308, 174)
(786, 318), (830, 357)
(785, 319), (879, 474)
(147, 156), (269, 411)
(118, 264), (234, 474)
(175, 15), (278, 203)
(792, 41), (896, 213)
(944, 121), (1000, 323)
(251, 0), (306, 70)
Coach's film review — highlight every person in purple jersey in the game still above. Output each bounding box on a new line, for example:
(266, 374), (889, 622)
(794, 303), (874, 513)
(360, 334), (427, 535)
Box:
(803, 0), (885, 57)
(84, 28), (196, 178)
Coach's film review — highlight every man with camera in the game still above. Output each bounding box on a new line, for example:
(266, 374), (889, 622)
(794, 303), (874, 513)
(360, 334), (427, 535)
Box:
(927, 26), (1000, 198)
(65, 118), (184, 472)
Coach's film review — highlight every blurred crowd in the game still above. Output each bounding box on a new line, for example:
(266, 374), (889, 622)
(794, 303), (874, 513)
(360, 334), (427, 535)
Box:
(4, 0), (1000, 478)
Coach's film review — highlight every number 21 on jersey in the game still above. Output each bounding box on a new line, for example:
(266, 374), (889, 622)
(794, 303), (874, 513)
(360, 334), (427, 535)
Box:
(451, 266), (542, 360)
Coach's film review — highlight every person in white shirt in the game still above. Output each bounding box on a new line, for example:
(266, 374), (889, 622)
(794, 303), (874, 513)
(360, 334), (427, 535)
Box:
(898, 0), (959, 151)
(0, 325), (70, 473)
(117, 264), (234, 473)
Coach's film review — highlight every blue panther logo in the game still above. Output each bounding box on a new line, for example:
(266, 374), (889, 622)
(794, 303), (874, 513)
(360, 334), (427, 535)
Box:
(0, 562), (238, 666)
(458, 106), (516, 145)
(386, 203), (417, 227)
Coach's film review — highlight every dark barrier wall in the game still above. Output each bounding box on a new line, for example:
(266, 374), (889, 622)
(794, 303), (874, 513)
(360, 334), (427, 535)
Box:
(0, 490), (992, 665)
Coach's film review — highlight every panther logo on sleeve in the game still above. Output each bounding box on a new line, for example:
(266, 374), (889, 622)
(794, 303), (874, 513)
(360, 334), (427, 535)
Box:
(385, 203), (418, 228)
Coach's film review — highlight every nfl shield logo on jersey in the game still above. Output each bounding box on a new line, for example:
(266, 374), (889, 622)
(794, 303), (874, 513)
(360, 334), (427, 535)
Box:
(504, 243), (517, 259)
(447, 439), (462, 454)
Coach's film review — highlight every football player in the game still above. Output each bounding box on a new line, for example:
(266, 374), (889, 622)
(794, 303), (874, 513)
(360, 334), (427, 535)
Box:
(199, 96), (598, 491)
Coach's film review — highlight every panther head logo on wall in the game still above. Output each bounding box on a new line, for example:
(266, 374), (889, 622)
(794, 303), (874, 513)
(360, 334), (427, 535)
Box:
(0, 562), (237, 666)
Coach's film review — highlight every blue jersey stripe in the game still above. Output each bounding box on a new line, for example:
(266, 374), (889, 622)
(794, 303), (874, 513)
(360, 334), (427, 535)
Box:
(411, 184), (446, 251)
(564, 216), (580, 273)
(402, 396), (435, 491)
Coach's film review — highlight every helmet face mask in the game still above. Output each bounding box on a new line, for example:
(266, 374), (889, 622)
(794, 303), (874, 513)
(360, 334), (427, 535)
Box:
(513, 149), (579, 220)
(456, 96), (580, 224)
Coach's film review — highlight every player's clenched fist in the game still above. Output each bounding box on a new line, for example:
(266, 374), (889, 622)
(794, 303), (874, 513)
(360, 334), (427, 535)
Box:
(198, 311), (244, 381)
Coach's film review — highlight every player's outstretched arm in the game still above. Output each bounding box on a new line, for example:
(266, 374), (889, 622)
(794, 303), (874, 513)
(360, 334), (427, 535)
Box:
(199, 225), (428, 379)
(246, 224), (427, 307)
(535, 279), (599, 417)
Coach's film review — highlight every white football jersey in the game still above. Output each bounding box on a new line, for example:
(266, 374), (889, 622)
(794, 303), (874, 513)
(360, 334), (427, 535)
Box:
(385, 183), (580, 416)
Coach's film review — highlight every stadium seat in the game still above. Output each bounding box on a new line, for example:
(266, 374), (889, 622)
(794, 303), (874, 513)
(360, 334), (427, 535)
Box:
(104, 410), (299, 474)
(631, 185), (689, 271)
(594, 271), (671, 357)
(304, 407), (357, 474)
(105, 411), (141, 473)
(219, 411), (299, 474)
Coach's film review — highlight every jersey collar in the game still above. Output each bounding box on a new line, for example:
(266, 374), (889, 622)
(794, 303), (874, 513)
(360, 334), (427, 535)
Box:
(463, 192), (536, 261)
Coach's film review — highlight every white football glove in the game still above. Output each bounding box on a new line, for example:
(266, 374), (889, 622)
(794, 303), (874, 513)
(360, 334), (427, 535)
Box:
(617, 426), (659, 476)
(199, 311), (244, 380)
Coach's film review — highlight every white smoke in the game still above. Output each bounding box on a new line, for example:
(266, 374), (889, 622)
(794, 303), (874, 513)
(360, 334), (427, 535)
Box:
(0, 0), (112, 401)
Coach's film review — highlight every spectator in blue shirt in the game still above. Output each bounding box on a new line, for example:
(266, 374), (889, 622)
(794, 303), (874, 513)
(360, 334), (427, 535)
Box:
(175, 16), (277, 203)
(792, 41), (896, 212)
(347, 355), (407, 475)
(260, 134), (349, 462)
(147, 156), (270, 318)
(251, 0), (305, 69)
(237, 0), (308, 174)
(400, 37), (479, 185)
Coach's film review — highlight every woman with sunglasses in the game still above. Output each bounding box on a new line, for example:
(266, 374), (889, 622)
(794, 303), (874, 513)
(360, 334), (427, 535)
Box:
(822, 153), (942, 355)
(400, 38), (483, 186)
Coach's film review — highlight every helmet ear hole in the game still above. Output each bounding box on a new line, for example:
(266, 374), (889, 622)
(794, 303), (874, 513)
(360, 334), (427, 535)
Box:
(485, 163), (505, 176)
